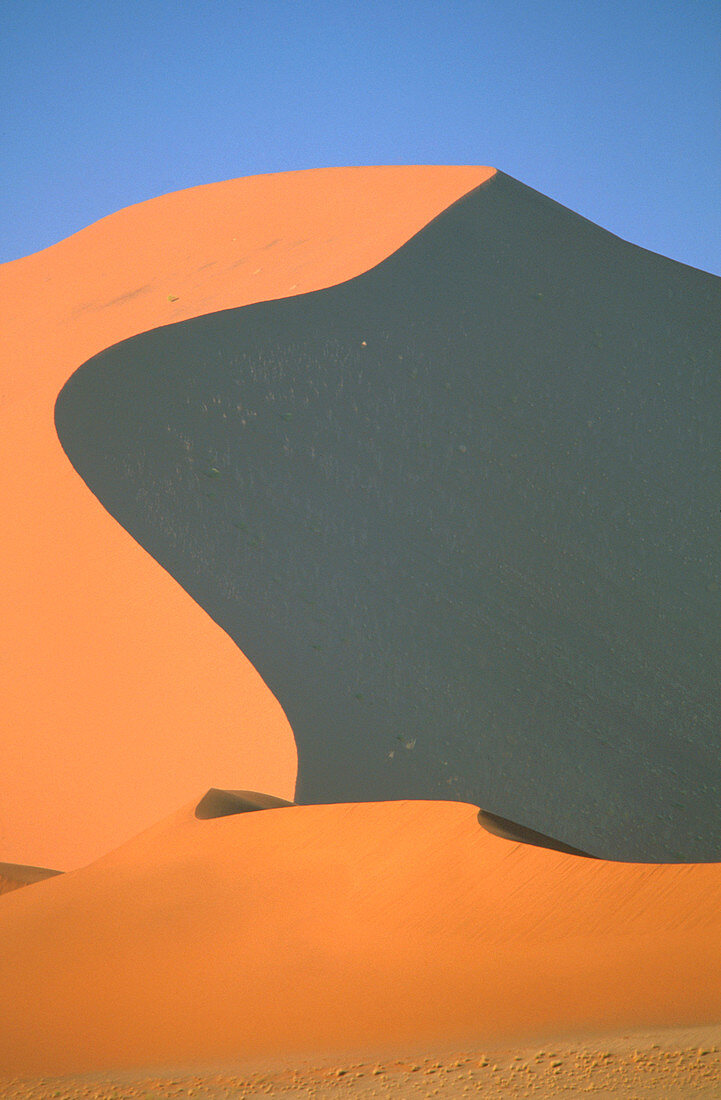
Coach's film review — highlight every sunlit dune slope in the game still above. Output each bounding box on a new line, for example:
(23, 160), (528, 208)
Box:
(1, 798), (720, 1077)
(0, 166), (493, 870)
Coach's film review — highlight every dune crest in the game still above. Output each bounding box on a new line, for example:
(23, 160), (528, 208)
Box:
(55, 169), (721, 861)
(0, 165), (493, 869)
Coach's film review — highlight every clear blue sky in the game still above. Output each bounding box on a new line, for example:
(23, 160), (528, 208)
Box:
(2, 0), (719, 273)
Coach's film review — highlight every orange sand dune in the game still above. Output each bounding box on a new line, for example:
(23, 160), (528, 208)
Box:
(1, 797), (719, 1077)
(0, 166), (494, 870)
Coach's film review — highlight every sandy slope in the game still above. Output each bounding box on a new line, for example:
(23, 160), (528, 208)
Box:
(1, 797), (720, 1077)
(0, 165), (493, 870)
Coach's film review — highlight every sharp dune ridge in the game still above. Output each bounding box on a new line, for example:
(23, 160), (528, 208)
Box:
(0, 164), (492, 869)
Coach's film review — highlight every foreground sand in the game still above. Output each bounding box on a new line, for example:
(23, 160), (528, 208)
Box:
(1, 799), (720, 1078)
(0, 165), (492, 870)
(2, 1026), (720, 1098)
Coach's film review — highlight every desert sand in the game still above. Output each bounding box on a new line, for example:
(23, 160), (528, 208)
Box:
(0, 165), (492, 870)
(2, 166), (720, 1094)
(3, 1029), (721, 1099)
(1, 796), (721, 1079)
(54, 168), (721, 863)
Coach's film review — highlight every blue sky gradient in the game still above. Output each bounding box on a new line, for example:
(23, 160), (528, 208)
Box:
(2, 1), (719, 272)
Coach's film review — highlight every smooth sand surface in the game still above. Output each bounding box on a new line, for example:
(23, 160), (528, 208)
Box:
(1, 798), (720, 1078)
(0, 166), (493, 870)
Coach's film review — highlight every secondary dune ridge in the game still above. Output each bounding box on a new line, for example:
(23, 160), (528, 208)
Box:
(0, 165), (493, 869)
(1, 797), (720, 1078)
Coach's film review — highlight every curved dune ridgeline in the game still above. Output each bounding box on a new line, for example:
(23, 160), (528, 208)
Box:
(1, 798), (721, 1077)
(0, 165), (493, 869)
(56, 171), (721, 862)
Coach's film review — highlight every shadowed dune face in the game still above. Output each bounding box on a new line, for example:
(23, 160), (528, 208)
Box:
(194, 788), (294, 818)
(0, 862), (61, 896)
(56, 171), (721, 861)
(0, 165), (492, 869)
(477, 810), (596, 858)
(1, 799), (720, 1078)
